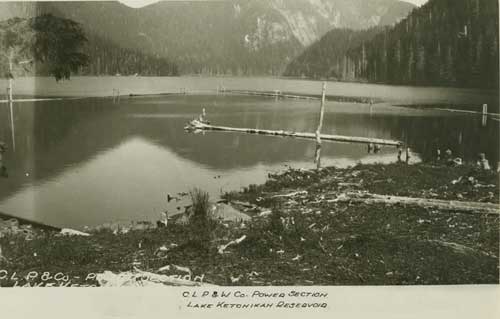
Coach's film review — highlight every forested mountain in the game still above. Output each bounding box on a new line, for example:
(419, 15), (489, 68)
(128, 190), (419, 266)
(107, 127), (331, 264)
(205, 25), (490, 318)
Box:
(14, 33), (179, 77)
(284, 27), (385, 80)
(0, 4), (179, 77)
(286, 0), (499, 89)
(0, 0), (415, 76)
(79, 34), (178, 76)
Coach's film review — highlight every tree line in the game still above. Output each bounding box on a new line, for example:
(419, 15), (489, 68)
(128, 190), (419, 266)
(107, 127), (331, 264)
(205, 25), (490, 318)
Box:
(78, 34), (179, 77)
(1, 15), (179, 79)
(285, 0), (499, 89)
(283, 27), (384, 81)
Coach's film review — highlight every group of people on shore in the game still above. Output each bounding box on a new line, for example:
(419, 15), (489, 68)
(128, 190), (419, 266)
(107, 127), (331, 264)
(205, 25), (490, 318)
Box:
(436, 148), (492, 170)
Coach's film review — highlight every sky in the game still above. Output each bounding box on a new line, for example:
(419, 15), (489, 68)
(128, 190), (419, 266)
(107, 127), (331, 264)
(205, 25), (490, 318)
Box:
(119, 0), (430, 9)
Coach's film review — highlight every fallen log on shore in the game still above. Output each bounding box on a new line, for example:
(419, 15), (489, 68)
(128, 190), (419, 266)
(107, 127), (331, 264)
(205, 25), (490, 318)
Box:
(185, 120), (402, 147)
(328, 192), (500, 215)
(424, 240), (498, 259)
(218, 235), (247, 254)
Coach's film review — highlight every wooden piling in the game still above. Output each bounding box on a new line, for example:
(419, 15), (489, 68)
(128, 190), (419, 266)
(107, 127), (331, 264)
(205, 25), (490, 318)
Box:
(8, 99), (15, 152)
(482, 104), (488, 126)
(315, 82), (327, 168)
(316, 82), (327, 141)
(7, 50), (13, 103)
(6, 88), (12, 103)
(482, 115), (487, 126)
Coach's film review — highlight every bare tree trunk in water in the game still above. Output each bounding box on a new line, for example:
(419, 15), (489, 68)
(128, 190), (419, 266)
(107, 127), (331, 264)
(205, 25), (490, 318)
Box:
(315, 82), (327, 169)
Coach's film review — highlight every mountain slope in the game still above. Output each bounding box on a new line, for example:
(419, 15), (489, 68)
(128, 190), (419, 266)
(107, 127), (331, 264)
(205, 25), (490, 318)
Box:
(0, 2), (179, 77)
(286, 0), (499, 89)
(0, 0), (415, 76)
(284, 27), (385, 79)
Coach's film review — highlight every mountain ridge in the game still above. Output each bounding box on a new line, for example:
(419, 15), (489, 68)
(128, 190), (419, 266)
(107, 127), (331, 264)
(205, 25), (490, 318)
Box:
(0, 0), (415, 76)
(285, 0), (499, 89)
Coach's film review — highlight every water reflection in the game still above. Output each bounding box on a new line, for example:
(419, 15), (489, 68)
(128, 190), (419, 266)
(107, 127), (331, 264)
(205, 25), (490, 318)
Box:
(9, 101), (15, 152)
(0, 95), (497, 228)
(0, 100), (16, 179)
(0, 141), (7, 178)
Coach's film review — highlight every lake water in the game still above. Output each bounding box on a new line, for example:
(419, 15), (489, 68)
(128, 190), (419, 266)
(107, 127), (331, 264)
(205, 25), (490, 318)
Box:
(0, 77), (498, 229)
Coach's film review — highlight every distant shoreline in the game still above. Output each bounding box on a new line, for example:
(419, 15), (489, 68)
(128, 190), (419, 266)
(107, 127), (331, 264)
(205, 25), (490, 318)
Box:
(0, 76), (497, 108)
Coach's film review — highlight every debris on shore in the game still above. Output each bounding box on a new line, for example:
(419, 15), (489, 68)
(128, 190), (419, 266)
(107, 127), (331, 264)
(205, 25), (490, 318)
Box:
(0, 163), (498, 287)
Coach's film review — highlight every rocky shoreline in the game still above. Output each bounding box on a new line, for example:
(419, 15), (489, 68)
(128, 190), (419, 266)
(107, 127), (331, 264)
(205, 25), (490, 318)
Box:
(0, 162), (498, 287)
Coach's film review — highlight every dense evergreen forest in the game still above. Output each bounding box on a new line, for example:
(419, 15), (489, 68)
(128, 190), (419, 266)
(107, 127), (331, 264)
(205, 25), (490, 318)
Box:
(0, 18), (179, 78)
(0, 0), (415, 77)
(31, 33), (179, 77)
(79, 34), (179, 76)
(286, 0), (499, 89)
(284, 27), (385, 80)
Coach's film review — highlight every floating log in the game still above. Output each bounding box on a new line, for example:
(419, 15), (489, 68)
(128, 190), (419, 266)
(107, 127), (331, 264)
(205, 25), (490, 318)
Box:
(226, 89), (320, 100)
(0, 98), (66, 104)
(185, 120), (402, 147)
(435, 108), (500, 117)
(328, 192), (500, 215)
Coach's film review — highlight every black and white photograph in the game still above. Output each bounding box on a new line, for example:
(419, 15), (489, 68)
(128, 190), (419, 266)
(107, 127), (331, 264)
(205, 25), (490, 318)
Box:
(0, 0), (498, 304)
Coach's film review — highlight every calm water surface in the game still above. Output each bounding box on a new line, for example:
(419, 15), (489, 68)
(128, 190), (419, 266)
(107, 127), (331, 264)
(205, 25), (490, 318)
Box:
(0, 77), (498, 229)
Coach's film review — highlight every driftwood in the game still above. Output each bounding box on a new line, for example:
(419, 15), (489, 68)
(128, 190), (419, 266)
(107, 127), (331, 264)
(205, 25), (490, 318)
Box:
(328, 192), (500, 215)
(271, 190), (308, 198)
(185, 120), (402, 147)
(158, 264), (192, 275)
(96, 268), (214, 287)
(425, 240), (498, 258)
(59, 228), (90, 236)
(0, 245), (7, 263)
(218, 235), (247, 254)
